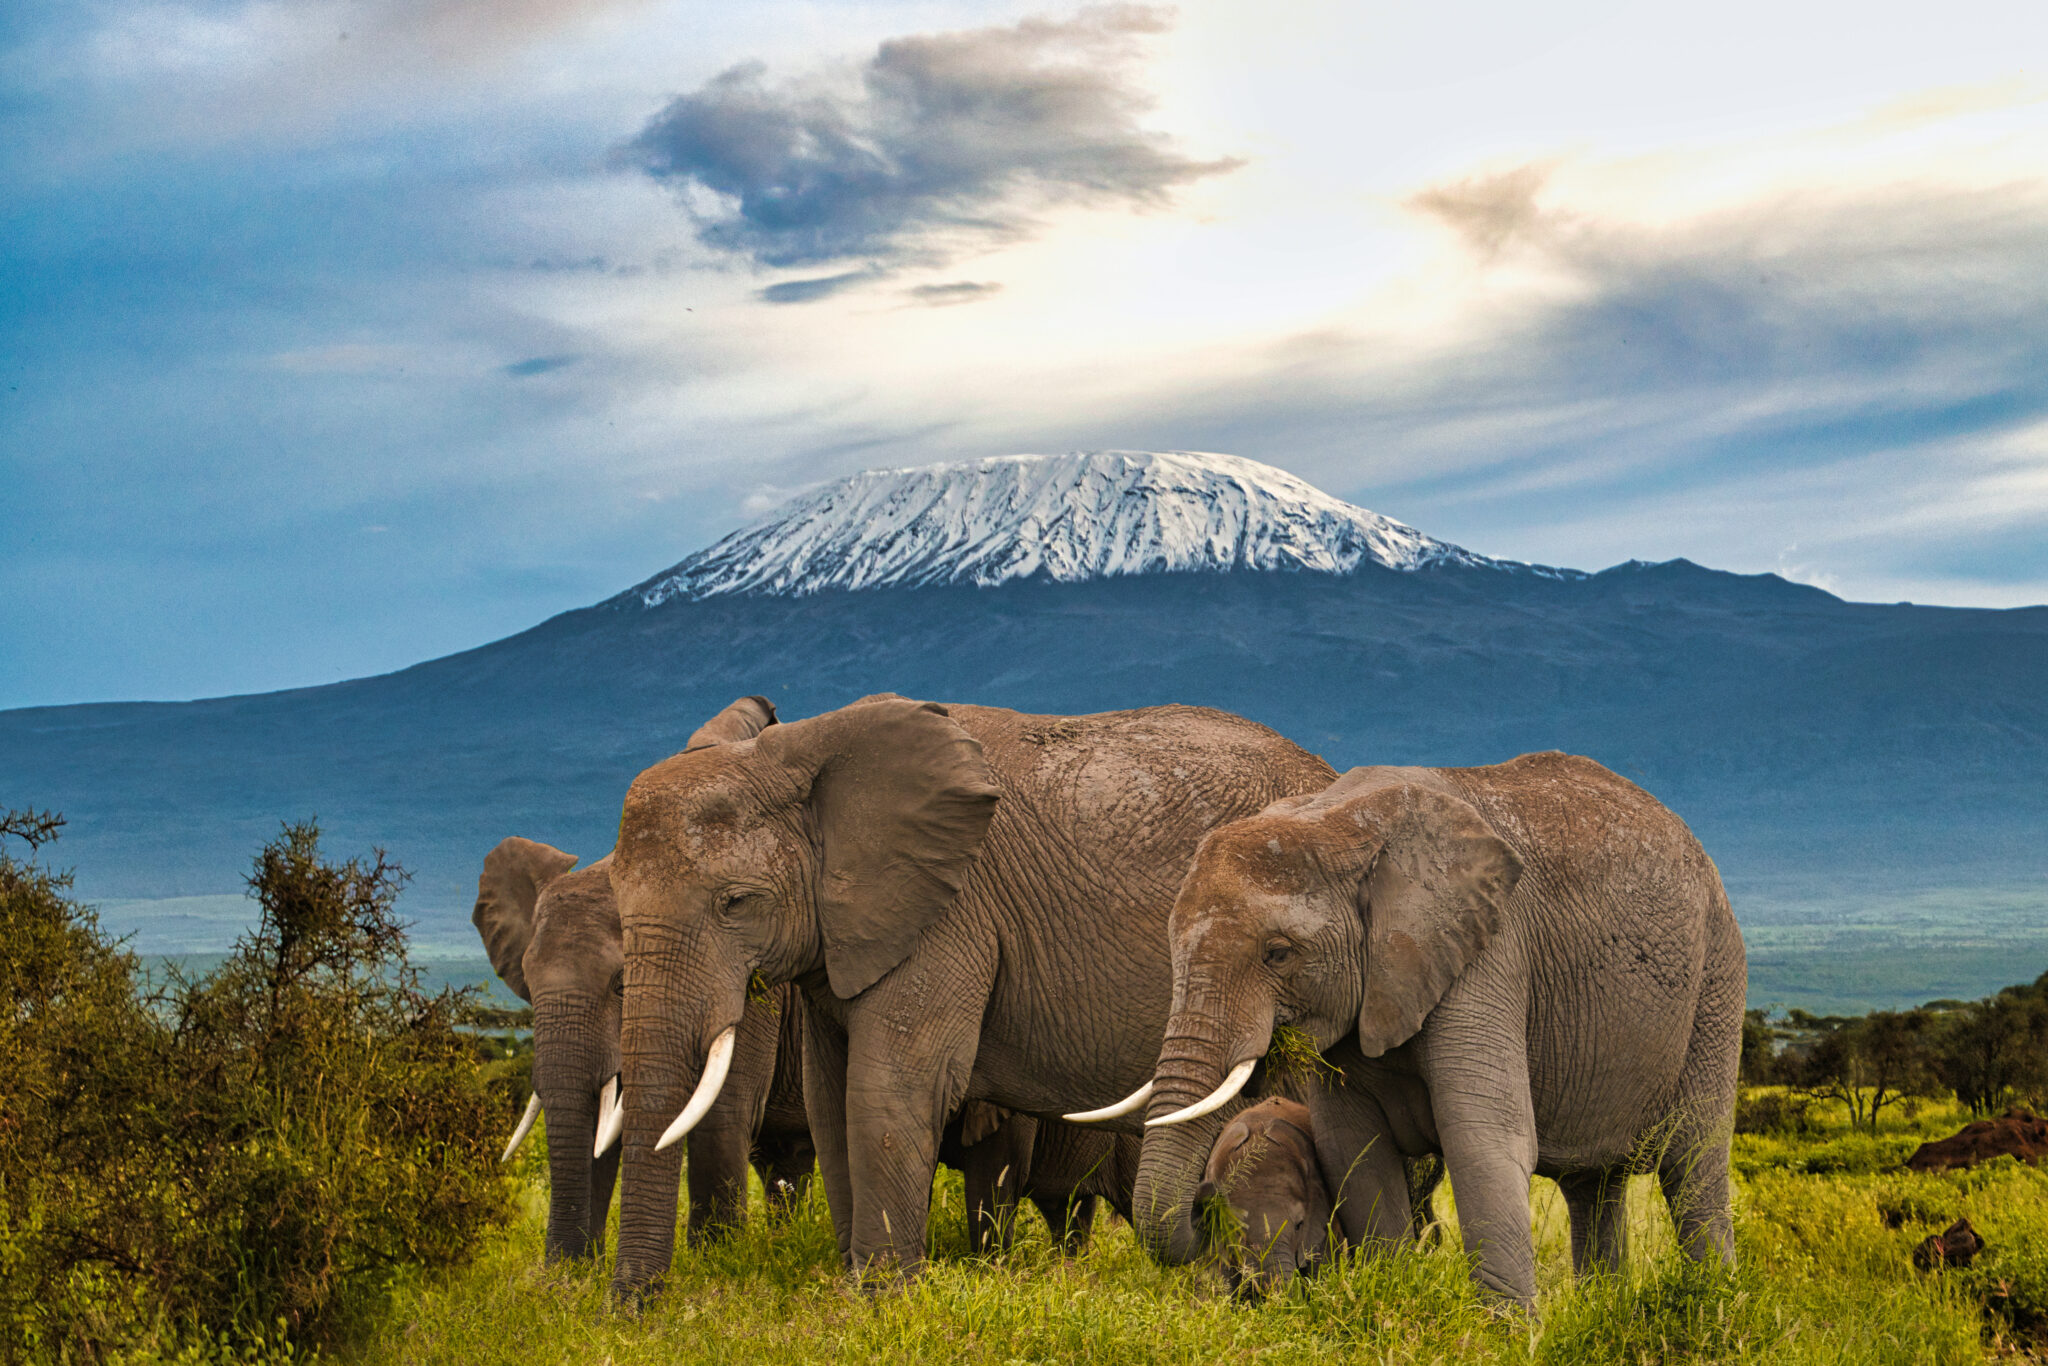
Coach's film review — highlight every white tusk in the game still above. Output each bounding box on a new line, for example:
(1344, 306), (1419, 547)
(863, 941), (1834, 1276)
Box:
(502, 1092), (543, 1162)
(1064, 1081), (1153, 1123)
(654, 1026), (737, 1152)
(1146, 1059), (1258, 1129)
(593, 1075), (624, 1158)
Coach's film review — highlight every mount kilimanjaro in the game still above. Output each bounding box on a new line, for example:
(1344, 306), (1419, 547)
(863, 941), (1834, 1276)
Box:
(4, 451), (2044, 1006)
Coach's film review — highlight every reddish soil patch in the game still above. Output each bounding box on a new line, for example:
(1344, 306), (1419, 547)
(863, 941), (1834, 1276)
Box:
(1905, 1109), (2048, 1172)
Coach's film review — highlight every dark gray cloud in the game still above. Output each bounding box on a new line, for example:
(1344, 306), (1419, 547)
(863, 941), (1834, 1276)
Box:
(623, 5), (1239, 275)
(905, 280), (1003, 306)
(758, 269), (880, 304)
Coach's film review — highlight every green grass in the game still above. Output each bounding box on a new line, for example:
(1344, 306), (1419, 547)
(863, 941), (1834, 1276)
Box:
(345, 1096), (2048, 1365)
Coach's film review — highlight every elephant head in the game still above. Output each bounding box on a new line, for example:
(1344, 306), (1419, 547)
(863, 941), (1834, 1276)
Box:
(1131, 768), (1521, 1263)
(472, 837), (623, 1262)
(472, 694), (781, 1264)
(609, 694), (998, 1292)
(1194, 1097), (1333, 1300)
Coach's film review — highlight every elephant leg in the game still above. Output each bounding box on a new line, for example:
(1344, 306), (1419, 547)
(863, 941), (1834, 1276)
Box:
(959, 1112), (1034, 1256)
(1307, 1080), (1414, 1250)
(1031, 1191), (1097, 1255)
(1660, 908), (1743, 1267)
(1404, 1154), (1444, 1247)
(1432, 1082), (1540, 1308)
(754, 1129), (817, 1214)
(1558, 1167), (1629, 1276)
(801, 1006), (857, 1268)
(841, 999), (981, 1282)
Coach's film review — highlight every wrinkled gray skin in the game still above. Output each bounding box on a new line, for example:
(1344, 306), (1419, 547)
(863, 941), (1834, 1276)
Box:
(608, 695), (1333, 1293)
(471, 696), (813, 1263)
(941, 1102), (1141, 1256)
(1134, 754), (1744, 1308)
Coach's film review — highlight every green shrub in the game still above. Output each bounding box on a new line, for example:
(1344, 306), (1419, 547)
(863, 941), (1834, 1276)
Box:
(0, 813), (520, 1359)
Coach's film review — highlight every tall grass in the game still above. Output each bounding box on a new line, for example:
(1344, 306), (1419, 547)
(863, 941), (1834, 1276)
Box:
(363, 1096), (2033, 1364)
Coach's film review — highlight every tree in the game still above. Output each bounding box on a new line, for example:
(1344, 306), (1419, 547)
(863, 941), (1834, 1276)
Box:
(0, 813), (520, 1358)
(1787, 1008), (1939, 1135)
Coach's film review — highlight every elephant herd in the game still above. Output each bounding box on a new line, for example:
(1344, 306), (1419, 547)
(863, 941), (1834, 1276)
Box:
(475, 693), (1743, 1309)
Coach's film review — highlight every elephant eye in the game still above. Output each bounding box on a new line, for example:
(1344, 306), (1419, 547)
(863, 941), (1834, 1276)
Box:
(1262, 939), (1295, 968)
(610, 971), (625, 998)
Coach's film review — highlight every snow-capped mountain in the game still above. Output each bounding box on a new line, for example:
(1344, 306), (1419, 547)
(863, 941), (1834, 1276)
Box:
(616, 450), (1575, 607)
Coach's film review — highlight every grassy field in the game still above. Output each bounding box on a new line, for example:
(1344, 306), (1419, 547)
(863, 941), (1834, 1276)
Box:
(357, 1096), (2048, 1365)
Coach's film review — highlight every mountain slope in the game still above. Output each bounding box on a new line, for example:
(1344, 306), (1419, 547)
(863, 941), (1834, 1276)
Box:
(620, 450), (1569, 606)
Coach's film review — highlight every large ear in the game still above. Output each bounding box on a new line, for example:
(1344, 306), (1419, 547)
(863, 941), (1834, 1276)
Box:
(756, 697), (999, 998)
(471, 837), (579, 1002)
(686, 695), (778, 751)
(1319, 777), (1521, 1058)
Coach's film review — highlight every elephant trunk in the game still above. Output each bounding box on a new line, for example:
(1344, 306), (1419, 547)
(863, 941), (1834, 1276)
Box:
(612, 963), (739, 1301)
(539, 1083), (602, 1262)
(531, 1005), (612, 1262)
(1132, 1005), (1273, 1266)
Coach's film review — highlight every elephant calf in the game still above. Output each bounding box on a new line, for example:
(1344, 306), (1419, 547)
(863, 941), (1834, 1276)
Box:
(942, 1102), (1140, 1256)
(1196, 1098), (1333, 1299)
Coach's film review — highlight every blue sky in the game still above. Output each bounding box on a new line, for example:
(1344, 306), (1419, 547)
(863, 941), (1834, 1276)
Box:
(5, 0), (2047, 709)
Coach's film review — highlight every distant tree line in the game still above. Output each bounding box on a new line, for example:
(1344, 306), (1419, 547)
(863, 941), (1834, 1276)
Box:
(0, 807), (526, 1360)
(1741, 979), (2048, 1135)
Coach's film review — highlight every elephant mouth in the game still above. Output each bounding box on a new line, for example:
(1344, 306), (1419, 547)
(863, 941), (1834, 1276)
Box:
(653, 1024), (739, 1152)
(501, 1071), (628, 1163)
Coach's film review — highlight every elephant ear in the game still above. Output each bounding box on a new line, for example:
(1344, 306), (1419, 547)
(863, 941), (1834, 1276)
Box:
(757, 697), (1000, 999)
(1321, 776), (1521, 1058)
(471, 837), (579, 1002)
(685, 695), (778, 751)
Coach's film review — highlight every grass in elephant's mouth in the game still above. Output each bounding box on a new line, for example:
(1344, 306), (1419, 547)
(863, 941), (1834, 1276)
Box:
(1265, 1024), (1341, 1089)
(363, 1097), (2037, 1365)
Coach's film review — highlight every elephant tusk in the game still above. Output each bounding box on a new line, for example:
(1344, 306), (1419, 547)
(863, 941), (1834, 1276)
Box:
(593, 1075), (624, 1158)
(654, 1026), (738, 1152)
(1064, 1080), (1153, 1123)
(1146, 1059), (1258, 1129)
(502, 1092), (543, 1162)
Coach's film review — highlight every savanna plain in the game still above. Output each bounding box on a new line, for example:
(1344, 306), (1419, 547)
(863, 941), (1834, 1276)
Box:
(366, 1097), (2048, 1366)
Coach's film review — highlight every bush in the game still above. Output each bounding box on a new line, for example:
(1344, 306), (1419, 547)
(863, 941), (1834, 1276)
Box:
(0, 813), (520, 1359)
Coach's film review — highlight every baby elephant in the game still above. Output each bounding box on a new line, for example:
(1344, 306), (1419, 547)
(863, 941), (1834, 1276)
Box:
(1195, 1098), (1334, 1299)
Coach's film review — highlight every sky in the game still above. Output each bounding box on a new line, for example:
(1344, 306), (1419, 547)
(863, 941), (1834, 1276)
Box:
(5, 0), (2047, 709)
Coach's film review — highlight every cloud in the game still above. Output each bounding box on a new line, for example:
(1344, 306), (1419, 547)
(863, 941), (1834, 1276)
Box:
(758, 270), (880, 305)
(1406, 164), (1554, 260)
(905, 280), (1003, 307)
(502, 354), (579, 377)
(622, 5), (1239, 275)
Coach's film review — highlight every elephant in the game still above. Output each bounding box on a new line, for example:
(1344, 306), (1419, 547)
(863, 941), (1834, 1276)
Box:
(1194, 1096), (1333, 1300)
(1125, 753), (1744, 1308)
(1193, 1098), (1441, 1301)
(606, 694), (1334, 1293)
(941, 1102), (1141, 1256)
(471, 695), (814, 1261)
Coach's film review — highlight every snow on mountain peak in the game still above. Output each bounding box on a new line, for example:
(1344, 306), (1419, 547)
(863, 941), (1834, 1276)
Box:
(616, 451), (1564, 607)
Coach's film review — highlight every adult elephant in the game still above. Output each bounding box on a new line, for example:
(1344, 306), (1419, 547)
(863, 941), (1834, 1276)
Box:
(607, 695), (1333, 1292)
(471, 696), (812, 1261)
(1120, 754), (1744, 1307)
